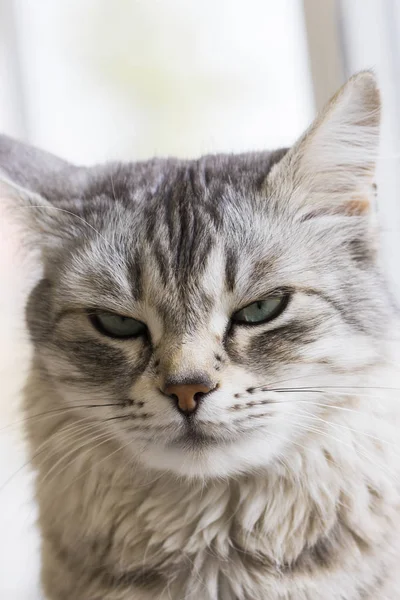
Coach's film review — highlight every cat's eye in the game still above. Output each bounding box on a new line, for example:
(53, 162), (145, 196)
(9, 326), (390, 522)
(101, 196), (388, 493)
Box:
(89, 311), (147, 339)
(232, 294), (289, 325)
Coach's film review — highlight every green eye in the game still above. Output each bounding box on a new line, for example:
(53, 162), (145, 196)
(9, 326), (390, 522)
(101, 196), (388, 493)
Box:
(232, 295), (289, 325)
(89, 311), (147, 339)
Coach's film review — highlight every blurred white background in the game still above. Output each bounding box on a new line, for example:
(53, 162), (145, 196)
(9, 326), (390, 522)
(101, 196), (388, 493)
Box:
(0, 0), (313, 162)
(0, 0), (399, 597)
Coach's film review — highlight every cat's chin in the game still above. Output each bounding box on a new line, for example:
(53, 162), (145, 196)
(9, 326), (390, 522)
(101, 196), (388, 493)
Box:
(137, 432), (288, 478)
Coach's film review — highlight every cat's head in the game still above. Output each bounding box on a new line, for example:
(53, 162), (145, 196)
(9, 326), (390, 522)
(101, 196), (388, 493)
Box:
(1, 72), (393, 478)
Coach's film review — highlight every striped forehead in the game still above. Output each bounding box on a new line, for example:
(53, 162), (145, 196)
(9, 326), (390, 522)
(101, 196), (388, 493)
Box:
(141, 241), (227, 329)
(61, 213), (280, 322)
(58, 166), (286, 331)
(140, 236), (278, 332)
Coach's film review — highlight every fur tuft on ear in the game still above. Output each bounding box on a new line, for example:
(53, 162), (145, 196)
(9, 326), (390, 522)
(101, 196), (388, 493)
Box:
(268, 71), (381, 217)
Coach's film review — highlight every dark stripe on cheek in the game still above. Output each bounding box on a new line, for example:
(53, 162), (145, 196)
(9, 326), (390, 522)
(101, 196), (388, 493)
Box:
(226, 319), (319, 369)
(55, 338), (150, 387)
(248, 321), (318, 364)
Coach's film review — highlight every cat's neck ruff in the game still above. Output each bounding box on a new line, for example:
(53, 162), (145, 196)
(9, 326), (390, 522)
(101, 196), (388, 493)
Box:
(28, 357), (400, 600)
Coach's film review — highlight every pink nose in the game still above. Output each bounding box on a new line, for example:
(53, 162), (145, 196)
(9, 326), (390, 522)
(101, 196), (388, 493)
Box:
(164, 382), (215, 414)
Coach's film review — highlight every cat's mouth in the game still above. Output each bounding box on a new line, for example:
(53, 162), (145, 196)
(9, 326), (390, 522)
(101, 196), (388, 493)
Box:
(170, 429), (222, 449)
(167, 419), (241, 450)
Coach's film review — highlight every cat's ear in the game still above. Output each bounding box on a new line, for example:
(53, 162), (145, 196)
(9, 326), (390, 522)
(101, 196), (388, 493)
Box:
(0, 135), (82, 257)
(268, 71), (380, 217)
(0, 176), (77, 257)
(0, 133), (71, 191)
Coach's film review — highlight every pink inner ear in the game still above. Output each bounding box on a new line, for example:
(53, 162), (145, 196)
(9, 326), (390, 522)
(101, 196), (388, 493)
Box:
(346, 196), (370, 216)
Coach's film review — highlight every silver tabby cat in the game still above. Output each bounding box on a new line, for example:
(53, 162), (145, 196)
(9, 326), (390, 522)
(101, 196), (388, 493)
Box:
(2, 72), (400, 599)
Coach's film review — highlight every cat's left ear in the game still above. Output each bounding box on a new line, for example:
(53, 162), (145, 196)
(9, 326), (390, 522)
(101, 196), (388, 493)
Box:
(268, 71), (380, 218)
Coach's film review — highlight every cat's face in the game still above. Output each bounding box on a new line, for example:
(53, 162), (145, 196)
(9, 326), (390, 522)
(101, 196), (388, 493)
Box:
(2, 72), (392, 477)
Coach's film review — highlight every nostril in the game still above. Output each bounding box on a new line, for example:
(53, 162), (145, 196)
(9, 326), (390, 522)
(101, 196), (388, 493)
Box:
(163, 378), (218, 415)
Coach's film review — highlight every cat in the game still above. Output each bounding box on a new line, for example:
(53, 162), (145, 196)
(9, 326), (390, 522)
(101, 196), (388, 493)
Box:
(1, 71), (400, 599)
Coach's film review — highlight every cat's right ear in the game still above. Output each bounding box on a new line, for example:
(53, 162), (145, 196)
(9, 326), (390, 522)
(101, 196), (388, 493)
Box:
(0, 176), (76, 256)
(0, 135), (80, 256)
